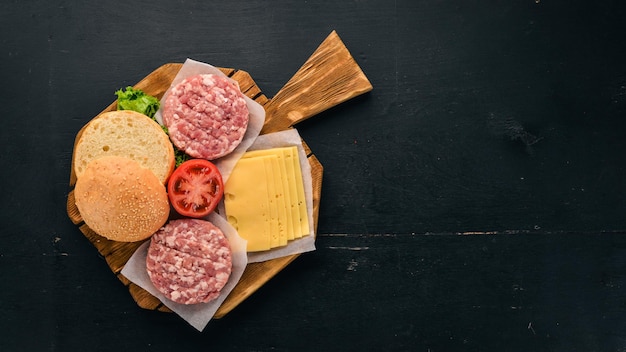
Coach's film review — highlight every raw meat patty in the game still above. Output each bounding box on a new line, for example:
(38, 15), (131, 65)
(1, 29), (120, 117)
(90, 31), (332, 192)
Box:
(163, 73), (249, 160)
(146, 218), (232, 305)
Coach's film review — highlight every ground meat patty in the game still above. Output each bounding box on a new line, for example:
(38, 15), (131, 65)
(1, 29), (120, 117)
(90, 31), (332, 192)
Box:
(162, 73), (249, 160)
(146, 218), (232, 305)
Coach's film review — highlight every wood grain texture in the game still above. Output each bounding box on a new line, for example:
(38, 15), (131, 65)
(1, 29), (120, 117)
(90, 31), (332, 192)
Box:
(65, 32), (369, 318)
(261, 31), (373, 134)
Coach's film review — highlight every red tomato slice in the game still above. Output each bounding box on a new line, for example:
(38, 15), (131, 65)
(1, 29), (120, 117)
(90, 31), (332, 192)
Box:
(167, 159), (224, 218)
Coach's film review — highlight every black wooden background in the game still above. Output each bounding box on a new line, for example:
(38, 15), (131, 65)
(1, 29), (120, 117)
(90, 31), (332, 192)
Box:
(2, 1), (626, 351)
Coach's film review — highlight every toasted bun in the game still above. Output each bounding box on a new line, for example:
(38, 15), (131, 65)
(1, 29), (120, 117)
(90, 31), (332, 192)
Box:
(73, 110), (175, 184)
(74, 156), (170, 242)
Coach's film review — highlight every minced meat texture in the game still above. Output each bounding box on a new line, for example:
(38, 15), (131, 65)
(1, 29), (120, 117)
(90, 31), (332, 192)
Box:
(162, 74), (249, 160)
(146, 218), (232, 305)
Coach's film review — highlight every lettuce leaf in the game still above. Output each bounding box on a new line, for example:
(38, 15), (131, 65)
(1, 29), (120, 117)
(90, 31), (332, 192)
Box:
(115, 86), (160, 118)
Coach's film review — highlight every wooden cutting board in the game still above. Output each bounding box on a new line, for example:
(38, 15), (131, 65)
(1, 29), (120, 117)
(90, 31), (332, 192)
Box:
(66, 30), (372, 319)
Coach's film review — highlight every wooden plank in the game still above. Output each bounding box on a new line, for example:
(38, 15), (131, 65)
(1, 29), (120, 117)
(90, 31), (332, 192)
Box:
(66, 31), (370, 319)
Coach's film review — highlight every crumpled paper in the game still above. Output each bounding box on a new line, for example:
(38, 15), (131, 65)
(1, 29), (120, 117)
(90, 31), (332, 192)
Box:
(121, 212), (247, 332)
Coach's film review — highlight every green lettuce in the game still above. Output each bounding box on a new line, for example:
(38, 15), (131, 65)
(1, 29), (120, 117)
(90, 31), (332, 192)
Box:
(175, 148), (191, 167)
(115, 86), (160, 118)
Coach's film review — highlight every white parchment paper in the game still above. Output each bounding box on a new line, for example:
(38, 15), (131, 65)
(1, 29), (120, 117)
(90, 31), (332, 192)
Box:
(154, 58), (266, 184)
(121, 212), (248, 331)
(218, 128), (316, 263)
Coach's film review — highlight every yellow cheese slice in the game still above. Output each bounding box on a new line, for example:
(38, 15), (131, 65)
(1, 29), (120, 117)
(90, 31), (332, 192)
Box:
(280, 147), (303, 239)
(292, 146), (310, 237)
(274, 151), (294, 242)
(261, 155), (280, 248)
(243, 148), (299, 241)
(231, 146), (310, 251)
(284, 146), (310, 238)
(224, 157), (272, 252)
(269, 156), (289, 246)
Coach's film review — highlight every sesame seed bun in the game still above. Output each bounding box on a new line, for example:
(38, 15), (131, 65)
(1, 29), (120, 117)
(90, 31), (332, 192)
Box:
(74, 156), (170, 242)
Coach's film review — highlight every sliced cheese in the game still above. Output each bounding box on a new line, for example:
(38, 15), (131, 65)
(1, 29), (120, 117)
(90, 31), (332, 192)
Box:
(228, 146), (310, 252)
(286, 146), (311, 238)
(244, 147), (301, 240)
(262, 155), (280, 248)
(224, 157), (272, 252)
(269, 155), (289, 246)
(279, 147), (303, 239)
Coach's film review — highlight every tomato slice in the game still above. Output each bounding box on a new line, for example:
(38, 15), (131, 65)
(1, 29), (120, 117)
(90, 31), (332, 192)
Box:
(167, 159), (224, 218)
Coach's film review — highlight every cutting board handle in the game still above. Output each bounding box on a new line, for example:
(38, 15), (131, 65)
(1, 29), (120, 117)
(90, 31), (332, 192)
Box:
(261, 31), (373, 134)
